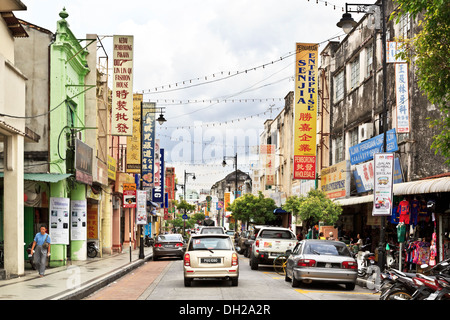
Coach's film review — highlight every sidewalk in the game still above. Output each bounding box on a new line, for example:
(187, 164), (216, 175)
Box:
(0, 246), (153, 300)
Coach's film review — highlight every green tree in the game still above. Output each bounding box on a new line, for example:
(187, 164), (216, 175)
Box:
(391, 0), (450, 163)
(283, 189), (342, 227)
(228, 191), (277, 227)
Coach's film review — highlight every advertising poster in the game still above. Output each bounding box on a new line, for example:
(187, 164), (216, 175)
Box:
(136, 190), (147, 225)
(123, 183), (136, 208)
(293, 42), (318, 180)
(49, 197), (70, 244)
(111, 35), (134, 135)
(70, 200), (87, 241)
(373, 153), (395, 216)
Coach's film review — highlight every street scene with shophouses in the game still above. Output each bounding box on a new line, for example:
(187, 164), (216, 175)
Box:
(0, 0), (449, 306)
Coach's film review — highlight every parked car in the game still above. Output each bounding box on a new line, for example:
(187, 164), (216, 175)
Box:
(285, 239), (358, 290)
(199, 226), (225, 234)
(153, 234), (186, 261)
(225, 230), (236, 243)
(183, 234), (239, 287)
(249, 226), (297, 270)
(236, 230), (251, 254)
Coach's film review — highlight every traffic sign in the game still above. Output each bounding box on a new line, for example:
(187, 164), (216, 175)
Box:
(182, 214), (189, 220)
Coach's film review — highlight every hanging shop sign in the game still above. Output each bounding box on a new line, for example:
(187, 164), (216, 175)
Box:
(373, 153), (395, 216)
(320, 160), (350, 199)
(111, 35), (134, 136)
(395, 63), (410, 133)
(75, 139), (93, 185)
(49, 197), (70, 245)
(70, 200), (87, 241)
(126, 94), (142, 173)
(152, 148), (165, 203)
(142, 102), (156, 186)
(354, 158), (403, 193)
(260, 144), (275, 185)
(123, 183), (136, 208)
(136, 190), (147, 225)
(108, 155), (117, 181)
(386, 41), (406, 64)
(293, 42), (318, 180)
(349, 129), (398, 165)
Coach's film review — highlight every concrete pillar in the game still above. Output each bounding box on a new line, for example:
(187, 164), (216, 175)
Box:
(3, 134), (24, 278)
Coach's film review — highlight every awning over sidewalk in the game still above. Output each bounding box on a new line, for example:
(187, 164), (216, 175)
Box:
(334, 177), (450, 206)
(0, 172), (72, 183)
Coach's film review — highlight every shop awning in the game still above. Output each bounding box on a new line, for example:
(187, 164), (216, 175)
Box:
(0, 173), (72, 183)
(334, 177), (450, 206)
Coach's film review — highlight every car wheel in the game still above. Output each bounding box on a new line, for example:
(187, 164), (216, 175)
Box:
(345, 282), (356, 290)
(153, 255), (158, 261)
(231, 277), (238, 286)
(184, 277), (192, 287)
(285, 270), (291, 282)
(250, 253), (259, 270)
(292, 276), (300, 288)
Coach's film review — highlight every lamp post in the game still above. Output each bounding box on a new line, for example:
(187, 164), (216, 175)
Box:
(183, 171), (196, 236)
(337, 1), (388, 269)
(223, 153), (238, 231)
(139, 101), (166, 259)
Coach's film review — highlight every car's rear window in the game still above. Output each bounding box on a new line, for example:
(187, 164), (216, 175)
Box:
(200, 228), (224, 234)
(157, 234), (182, 241)
(189, 237), (232, 251)
(258, 229), (296, 240)
(304, 242), (352, 257)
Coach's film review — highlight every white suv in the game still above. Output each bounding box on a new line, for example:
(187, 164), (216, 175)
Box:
(249, 226), (297, 270)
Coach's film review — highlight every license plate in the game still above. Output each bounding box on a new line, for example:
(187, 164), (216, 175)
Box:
(164, 244), (174, 248)
(325, 263), (332, 268)
(201, 258), (221, 263)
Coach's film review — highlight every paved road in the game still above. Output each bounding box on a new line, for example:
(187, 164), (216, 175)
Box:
(85, 254), (379, 301)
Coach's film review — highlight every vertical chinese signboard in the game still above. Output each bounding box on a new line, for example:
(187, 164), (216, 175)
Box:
(126, 94), (142, 172)
(260, 144), (275, 186)
(293, 43), (318, 180)
(395, 63), (410, 133)
(142, 102), (156, 186)
(112, 35), (134, 136)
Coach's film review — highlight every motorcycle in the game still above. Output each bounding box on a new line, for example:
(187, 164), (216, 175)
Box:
(410, 259), (450, 300)
(379, 268), (417, 300)
(87, 241), (99, 258)
(144, 235), (154, 247)
(356, 243), (376, 278)
(26, 242), (36, 270)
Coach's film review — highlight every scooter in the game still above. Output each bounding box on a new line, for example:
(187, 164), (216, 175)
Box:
(26, 242), (36, 270)
(87, 241), (99, 258)
(356, 243), (376, 278)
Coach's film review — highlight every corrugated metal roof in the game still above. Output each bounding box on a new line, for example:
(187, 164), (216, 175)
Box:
(334, 177), (450, 206)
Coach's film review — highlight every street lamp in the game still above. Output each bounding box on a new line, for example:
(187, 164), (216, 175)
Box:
(183, 171), (196, 236)
(337, 1), (388, 269)
(223, 153), (238, 231)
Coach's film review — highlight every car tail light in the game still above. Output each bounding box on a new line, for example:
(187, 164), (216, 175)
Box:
(184, 253), (190, 266)
(176, 243), (183, 247)
(232, 253), (238, 266)
(343, 261), (357, 269)
(297, 259), (316, 267)
(154, 243), (162, 248)
(255, 240), (260, 247)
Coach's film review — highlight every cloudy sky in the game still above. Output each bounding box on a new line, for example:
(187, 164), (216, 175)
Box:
(16, 0), (374, 192)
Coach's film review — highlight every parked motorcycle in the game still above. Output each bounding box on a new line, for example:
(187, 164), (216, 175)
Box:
(379, 268), (417, 300)
(87, 241), (99, 258)
(26, 242), (36, 270)
(356, 243), (376, 278)
(144, 235), (154, 247)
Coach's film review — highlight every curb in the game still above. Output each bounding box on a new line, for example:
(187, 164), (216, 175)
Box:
(54, 254), (153, 300)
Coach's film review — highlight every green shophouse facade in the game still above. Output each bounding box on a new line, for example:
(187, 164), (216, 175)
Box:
(49, 9), (91, 267)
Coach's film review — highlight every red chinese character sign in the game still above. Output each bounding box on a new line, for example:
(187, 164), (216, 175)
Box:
(112, 35), (134, 136)
(293, 43), (318, 180)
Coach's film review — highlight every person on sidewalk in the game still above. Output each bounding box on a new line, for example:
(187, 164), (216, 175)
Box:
(30, 226), (51, 277)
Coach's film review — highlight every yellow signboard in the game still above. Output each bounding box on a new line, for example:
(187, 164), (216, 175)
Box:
(126, 94), (143, 173)
(293, 43), (318, 180)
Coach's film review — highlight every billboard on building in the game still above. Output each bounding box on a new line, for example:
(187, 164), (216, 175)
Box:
(112, 35), (134, 136)
(293, 43), (318, 180)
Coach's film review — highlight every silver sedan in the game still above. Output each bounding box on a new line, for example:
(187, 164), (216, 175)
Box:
(285, 239), (357, 290)
(153, 234), (186, 260)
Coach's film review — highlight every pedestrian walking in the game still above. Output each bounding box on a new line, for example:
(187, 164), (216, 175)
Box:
(327, 232), (336, 240)
(30, 226), (51, 277)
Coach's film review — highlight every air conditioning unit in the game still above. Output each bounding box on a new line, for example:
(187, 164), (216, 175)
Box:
(359, 123), (373, 142)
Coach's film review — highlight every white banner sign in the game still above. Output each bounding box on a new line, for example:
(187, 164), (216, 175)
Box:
(373, 153), (394, 216)
(50, 197), (70, 244)
(395, 63), (410, 133)
(136, 190), (148, 225)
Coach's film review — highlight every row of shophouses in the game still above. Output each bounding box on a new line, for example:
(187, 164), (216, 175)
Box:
(209, 0), (450, 270)
(1, 3), (177, 279)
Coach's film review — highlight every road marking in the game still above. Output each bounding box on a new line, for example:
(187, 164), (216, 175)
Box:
(294, 289), (379, 295)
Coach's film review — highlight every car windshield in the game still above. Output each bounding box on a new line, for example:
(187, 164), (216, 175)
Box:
(259, 229), (296, 240)
(189, 237), (232, 251)
(304, 242), (352, 257)
(157, 234), (182, 241)
(201, 228), (224, 234)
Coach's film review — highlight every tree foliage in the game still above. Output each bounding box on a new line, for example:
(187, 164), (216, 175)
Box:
(228, 191), (277, 226)
(282, 189), (342, 226)
(391, 0), (450, 163)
